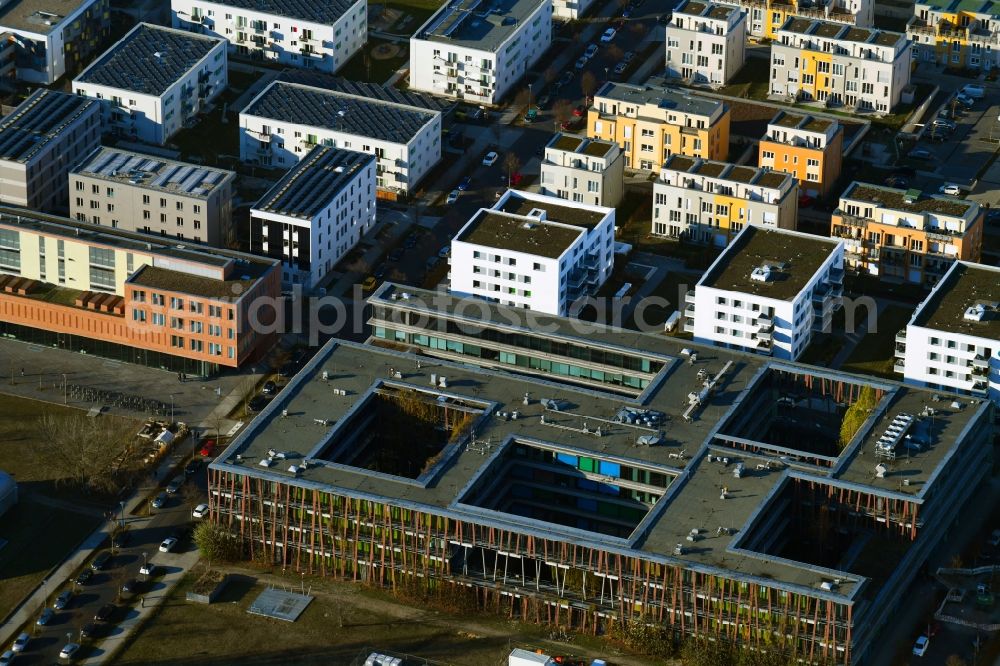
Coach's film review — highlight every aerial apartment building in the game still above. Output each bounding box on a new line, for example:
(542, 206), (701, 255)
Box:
(170, 0), (367, 73)
(450, 190), (615, 316)
(907, 0), (1000, 70)
(239, 80), (442, 199)
(716, 0), (872, 40)
(208, 280), (994, 666)
(831, 181), (982, 285)
(686, 225), (844, 360)
(665, 0), (747, 85)
(0, 0), (108, 84)
(897, 261), (1000, 401)
(72, 23), (227, 146)
(250, 146), (376, 289)
(587, 79), (730, 172)
(653, 155), (799, 246)
(758, 111), (843, 197)
(770, 18), (913, 112)
(69, 147), (236, 247)
(0, 33), (14, 87)
(409, 0), (551, 105)
(539, 134), (624, 208)
(0, 89), (101, 213)
(0, 207), (279, 376)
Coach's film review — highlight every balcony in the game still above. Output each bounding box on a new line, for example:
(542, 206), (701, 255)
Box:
(894, 359), (905, 374)
(972, 379), (989, 395)
(895, 344), (906, 359)
(684, 318), (695, 333)
(684, 290), (696, 305)
(895, 329), (906, 343)
(834, 212), (869, 227)
(756, 338), (773, 355)
(756, 314), (773, 332)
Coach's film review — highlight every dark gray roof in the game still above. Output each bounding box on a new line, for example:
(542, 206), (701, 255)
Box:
(253, 146), (374, 219)
(195, 0), (359, 24)
(276, 70), (453, 112)
(242, 81), (440, 145)
(74, 23), (224, 96)
(417, 0), (546, 50)
(72, 147), (235, 199)
(0, 90), (97, 163)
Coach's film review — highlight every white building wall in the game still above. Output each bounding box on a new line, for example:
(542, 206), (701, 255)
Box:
(409, 0), (551, 105)
(4, 0), (104, 84)
(539, 147), (624, 207)
(551, 0), (596, 20)
(238, 112), (441, 194)
(902, 326), (996, 400)
(665, 9), (746, 85)
(170, 0), (366, 74)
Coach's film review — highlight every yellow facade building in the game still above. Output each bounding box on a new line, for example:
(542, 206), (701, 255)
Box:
(758, 111), (843, 197)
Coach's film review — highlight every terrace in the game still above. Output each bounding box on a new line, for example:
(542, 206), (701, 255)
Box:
(844, 184), (976, 217)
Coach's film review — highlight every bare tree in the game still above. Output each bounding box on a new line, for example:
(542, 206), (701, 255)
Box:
(581, 71), (598, 100)
(552, 99), (573, 131)
(28, 413), (140, 494)
(544, 67), (558, 85)
(504, 152), (521, 188)
(606, 44), (625, 62)
(514, 88), (530, 113)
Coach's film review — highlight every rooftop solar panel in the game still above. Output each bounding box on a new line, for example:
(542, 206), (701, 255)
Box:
(0, 90), (98, 164)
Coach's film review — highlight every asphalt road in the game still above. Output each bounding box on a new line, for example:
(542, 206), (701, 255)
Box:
(9, 466), (207, 665)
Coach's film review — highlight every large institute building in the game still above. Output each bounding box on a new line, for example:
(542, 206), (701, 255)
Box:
(208, 284), (994, 665)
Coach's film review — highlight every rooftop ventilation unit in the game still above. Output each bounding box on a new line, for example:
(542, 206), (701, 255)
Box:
(903, 188), (921, 204)
(874, 412), (914, 459)
(527, 208), (547, 219)
(965, 304), (987, 321)
(750, 265), (774, 282)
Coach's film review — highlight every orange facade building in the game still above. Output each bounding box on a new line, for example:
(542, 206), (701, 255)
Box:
(0, 207), (280, 376)
(831, 182), (982, 285)
(758, 111), (843, 198)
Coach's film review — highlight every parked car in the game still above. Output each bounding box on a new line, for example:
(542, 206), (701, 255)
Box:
(931, 117), (956, 131)
(247, 395), (270, 413)
(955, 93), (975, 108)
(572, 104), (586, 117)
(558, 71), (574, 87)
(139, 562), (157, 577)
(446, 190), (460, 205)
(962, 83), (985, 98)
(91, 551), (111, 571)
(75, 569), (93, 586)
(151, 492), (168, 509)
(11, 633), (29, 653)
(165, 475), (185, 495)
(458, 176), (472, 191)
(79, 623), (102, 639)
(184, 459), (202, 475)
(926, 131), (949, 143)
(623, 50), (636, 63)
(613, 61), (628, 75)
(122, 578), (141, 594)
(658, 12), (671, 23)
(94, 604), (115, 622)
(524, 107), (538, 123)
(361, 276), (378, 293)
(908, 148), (934, 160)
(54, 590), (73, 610)
(939, 183), (962, 195)
(884, 175), (908, 188)
(575, 55), (589, 69)
(0, 650), (14, 666)
(799, 194), (815, 208)
(192, 503), (210, 519)
(59, 643), (81, 660)
(912, 635), (930, 657)
(482, 151), (498, 166)
(560, 118), (583, 131)
(536, 94), (551, 109)
(37, 608), (54, 626)
(438, 246), (451, 259)
(159, 536), (178, 553)
(199, 439), (216, 457)
(600, 27), (617, 42)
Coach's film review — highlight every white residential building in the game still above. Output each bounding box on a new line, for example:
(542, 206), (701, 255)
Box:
(170, 0), (366, 74)
(450, 190), (615, 316)
(251, 146), (375, 289)
(666, 0), (746, 85)
(770, 17), (912, 113)
(551, 0), (596, 19)
(72, 23), (228, 146)
(539, 134), (624, 208)
(409, 0), (551, 105)
(898, 261), (1000, 401)
(239, 80), (441, 198)
(0, 89), (101, 214)
(687, 225), (845, 360)
(0, 0), (108, 84)
(653, 155), (799, 247)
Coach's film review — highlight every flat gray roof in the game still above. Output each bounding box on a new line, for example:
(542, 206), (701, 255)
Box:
(252, 145), (374, 219)
(71, 147), (235, 199)
(210, 283), (988, 601)
(191, 0), (360, 25)
(276, 70), (452, 112)
(700, 226), (841, 300)
(243, 81), (440, 145)
(0, 89), (97, 164)
(417, 0), (545, 51)
(0, 0), (95, 34)
(912, 262), (1000, 338)
(594, 79), (725, 119)
(456, 210), (583, 258)
(75, 23), (224, 96)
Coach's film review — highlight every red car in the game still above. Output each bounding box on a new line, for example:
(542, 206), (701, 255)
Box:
(199, 439), (216, 457)
(798, 194), (815, 208)
(511, 172), (523, 186)
(572, 104), (586, 117)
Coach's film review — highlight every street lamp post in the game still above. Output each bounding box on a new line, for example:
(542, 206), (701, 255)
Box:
(119, 500), (125, 530)
(528, 83), (532, 110)
(62, 373), (67, 404)
(169, 394), (175, 423)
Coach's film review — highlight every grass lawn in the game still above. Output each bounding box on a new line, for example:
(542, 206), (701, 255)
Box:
(337, 38), (408, 85)
(171, 103), (242, 166)
(111, 563), (657, 666)
(840, 305), (912, 378)
(0, 395), (114, 619)
(717, 58), (770, 100)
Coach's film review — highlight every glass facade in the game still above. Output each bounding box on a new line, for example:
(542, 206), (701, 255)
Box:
(375, 324), (655, 391)
(0, 321), (217, 376)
